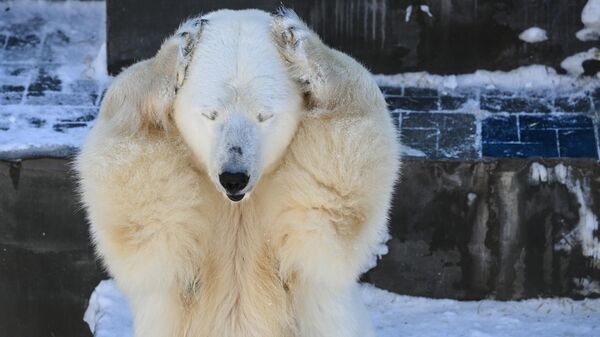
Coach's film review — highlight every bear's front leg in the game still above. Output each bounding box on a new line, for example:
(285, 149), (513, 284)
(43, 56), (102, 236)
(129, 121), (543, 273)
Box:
(271, 9), (400, 337)
(272, 206), (377, 337)
(272, 8), (387, 114)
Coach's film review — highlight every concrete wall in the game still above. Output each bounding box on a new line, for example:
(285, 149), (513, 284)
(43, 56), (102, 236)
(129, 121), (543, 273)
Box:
(2, 157), (599, 336)
(107, 0), (597, 74)
(367, 159), (600, 300)
(0, 159), (105, 337)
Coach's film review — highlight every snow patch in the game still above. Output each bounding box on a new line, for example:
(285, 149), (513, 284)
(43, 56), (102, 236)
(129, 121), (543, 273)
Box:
(85, 279), (600, 337)
(420, 5), (433, 18)
(405, 5), (433, 22)
(0, 105), (95, 154)
(574, 277), (600, 296)
(401, 145), (427, 157)
(467, 192), (477, 207)
(90, 43), (110, 83)
(529, 162), (600, 270)
(375, 65), (598, 91)
(519, 27), (548, 43)
(561, 48), (600, 77)
(405, 5), (413, 22)
(577, 0), (600, 41)
(364, 231), (391, 272)
(84, 280), (133, 337)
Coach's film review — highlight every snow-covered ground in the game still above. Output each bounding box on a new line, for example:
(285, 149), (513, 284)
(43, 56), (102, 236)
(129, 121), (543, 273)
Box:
(84, 279), (600, 337)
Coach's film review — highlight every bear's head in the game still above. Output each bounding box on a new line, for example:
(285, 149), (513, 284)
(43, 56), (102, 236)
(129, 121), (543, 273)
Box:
(171, 10), (304, 202)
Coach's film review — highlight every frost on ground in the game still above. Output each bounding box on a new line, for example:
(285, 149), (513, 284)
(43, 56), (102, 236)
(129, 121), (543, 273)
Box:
(518, 27), (548, 43)
(85, 279), (600, 337)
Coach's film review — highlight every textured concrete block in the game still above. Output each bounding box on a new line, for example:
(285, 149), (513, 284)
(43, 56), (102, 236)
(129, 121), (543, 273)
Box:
(0, 159), (106, 337)
(366, 159), (600, 300)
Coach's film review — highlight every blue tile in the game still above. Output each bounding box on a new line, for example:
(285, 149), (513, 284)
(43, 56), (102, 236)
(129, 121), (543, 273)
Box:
(519, 114), (594, 130)
(481, 96), (551, 113)
(404, 87), (438, 97)
(520, 129), (557, 144)
(401, 128), (438, 158)
(555, 96), (591, 113)
(482, 116), (518, 142)
(592, 88), (600, 110)
(390, 112), (400, 130)
(558, 129), (598, 158)
(482, 143), (559, 158)
(380, 86), (403, 96)
(440, 95), (468, 110)
(386, 96), (439, 111)
(401, 113), (477, 159)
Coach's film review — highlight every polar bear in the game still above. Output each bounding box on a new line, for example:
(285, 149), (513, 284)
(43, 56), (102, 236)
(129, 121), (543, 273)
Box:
(77, 8), (399, 337)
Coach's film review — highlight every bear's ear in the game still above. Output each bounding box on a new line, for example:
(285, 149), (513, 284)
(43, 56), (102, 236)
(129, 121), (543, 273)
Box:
(99, 17), (207, 134)
(174, 17), (208, 88)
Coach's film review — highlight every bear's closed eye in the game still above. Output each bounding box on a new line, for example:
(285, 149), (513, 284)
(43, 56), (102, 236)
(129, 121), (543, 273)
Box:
(202, 111), (218, 120)
(257, 113), (273, 122)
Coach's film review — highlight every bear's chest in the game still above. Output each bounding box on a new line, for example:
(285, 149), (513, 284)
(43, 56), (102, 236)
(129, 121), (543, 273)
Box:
(181, 208), (294, 336)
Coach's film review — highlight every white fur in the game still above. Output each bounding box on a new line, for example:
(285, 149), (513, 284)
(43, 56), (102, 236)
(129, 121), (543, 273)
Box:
(77, 9), (400, 337)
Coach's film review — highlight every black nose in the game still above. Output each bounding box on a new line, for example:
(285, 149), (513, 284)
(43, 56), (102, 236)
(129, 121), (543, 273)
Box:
(218, 172), (249, 195)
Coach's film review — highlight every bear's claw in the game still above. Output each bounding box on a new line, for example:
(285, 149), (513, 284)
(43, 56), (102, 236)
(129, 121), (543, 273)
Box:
(272, 7), (309, 53)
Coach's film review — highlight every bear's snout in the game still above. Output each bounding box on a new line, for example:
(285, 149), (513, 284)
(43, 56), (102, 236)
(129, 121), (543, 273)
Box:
(219, 172), (250, 201)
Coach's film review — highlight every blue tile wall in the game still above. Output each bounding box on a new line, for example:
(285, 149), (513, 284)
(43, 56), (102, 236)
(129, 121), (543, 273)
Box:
(0, 3), (591, 162)
(385, 86), (600, 160)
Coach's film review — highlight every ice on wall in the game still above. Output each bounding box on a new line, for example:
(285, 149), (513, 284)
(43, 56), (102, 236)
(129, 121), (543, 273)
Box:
(577, 0), (600, 41)
(519, 27), (548, 43)
(404, 4), (433, 22)
(574, 277), (600, 296)
(561, 47), (600, 77)
(401, 145), (427, 157)
(375, 64), (599, 91)
(405, 5), (413, 22)
(529, 162), (600, 271)
(419, 5), (433, 18)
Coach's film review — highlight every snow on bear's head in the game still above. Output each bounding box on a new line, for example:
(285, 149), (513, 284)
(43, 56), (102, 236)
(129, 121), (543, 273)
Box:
(173, 9), (304, 202)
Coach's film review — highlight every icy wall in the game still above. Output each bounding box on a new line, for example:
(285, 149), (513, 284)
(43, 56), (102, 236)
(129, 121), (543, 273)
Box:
(108, 0), (599, 74)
